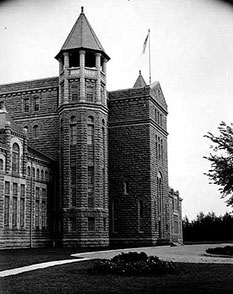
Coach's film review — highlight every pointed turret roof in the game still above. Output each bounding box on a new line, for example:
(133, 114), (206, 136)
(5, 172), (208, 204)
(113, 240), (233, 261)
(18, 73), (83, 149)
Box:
(55, 7), (110, 60)
(133, 71), (147, 88)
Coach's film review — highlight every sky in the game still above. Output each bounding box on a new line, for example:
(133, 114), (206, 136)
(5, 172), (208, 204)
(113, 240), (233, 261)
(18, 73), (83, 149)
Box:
(0, 0), (233, 220)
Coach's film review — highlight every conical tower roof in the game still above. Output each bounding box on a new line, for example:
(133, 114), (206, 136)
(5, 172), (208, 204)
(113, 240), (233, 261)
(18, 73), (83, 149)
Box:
(55, 7), (110, 60)
(133, 71), (147, 88)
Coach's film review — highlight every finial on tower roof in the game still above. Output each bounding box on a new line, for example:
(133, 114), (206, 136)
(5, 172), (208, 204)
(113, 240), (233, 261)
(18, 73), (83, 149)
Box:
(81, 6), (84, 13)
(139, 70), (141, 75)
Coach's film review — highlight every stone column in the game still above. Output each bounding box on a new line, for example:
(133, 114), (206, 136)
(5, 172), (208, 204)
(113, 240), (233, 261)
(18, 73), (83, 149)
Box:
(95, 53), (101, 104)
(58, 58), (63, 106)
(5, 121), (11, 174)
(79, 50), (85, 102)
(63, 52), (69, 104)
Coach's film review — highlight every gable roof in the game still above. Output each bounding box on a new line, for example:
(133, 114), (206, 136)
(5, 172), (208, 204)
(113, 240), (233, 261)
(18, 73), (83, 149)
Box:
(0, 105), (24, 135)
(150, 81), (168, 110)
(55, 7), (110, 60)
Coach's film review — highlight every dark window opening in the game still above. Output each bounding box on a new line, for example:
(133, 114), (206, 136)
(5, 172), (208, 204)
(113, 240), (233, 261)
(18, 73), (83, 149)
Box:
(85, 51), (96, 68)
(69, 51), (80, 68)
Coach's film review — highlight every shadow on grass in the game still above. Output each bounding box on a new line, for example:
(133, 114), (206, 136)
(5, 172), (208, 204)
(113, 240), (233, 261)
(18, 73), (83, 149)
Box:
(1, 261), (233, 294)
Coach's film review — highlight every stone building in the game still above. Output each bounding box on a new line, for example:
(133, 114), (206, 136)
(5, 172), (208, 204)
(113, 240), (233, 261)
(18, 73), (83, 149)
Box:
(0, 7), (182, 249)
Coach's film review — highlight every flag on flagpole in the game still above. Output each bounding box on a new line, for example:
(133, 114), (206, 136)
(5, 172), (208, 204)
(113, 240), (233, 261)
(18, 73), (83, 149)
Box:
(143, 30), (150, 54)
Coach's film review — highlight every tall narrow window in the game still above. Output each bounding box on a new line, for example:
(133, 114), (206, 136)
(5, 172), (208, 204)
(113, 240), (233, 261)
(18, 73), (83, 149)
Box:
(12, 143), (20, 173)
(138, 200), (144, 232)
(33, 96), (40, 112)
(4, 182), (10, 227)
(70, 116), (77, 145)
(155, 135), (158, 159)
(103, 168), (105, 209)
(123, 181), (129, 195)
(88, 217), (95, 231)
(27, 166), (31, 177)
(86, 83), (95, 102)
(37, 168), (40, 180)
(35, 187), (40, 230)
(88, 166), (94, 208)
(102, 120), (105, 163)
(20, 184), (25, 228)
(33, 125), (39, 139)
(70, 218), (76, 232)
(0, 159), (3, 171)
(157, 172), (163, 217)
(71, 166), (76, 207)
(42, 201), (46, 229)
(87, 116), (94, 146)
(23, 98), (29, 113)
(12, 196), (17, 228)
(4, 196), (10, 227)
(70, 81), (79, 102)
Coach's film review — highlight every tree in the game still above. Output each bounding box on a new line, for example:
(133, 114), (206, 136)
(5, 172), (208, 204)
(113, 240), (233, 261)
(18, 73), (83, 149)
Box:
(204, 121), (233, 206)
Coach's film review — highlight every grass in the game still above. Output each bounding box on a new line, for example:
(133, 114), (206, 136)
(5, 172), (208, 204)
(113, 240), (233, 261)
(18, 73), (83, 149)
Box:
(1, 261), (233, 293)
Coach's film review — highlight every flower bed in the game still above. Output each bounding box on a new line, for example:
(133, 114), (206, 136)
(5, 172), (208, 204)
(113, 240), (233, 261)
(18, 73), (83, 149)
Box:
(91, 251), (178, 276)
(206, 246), (233, 256)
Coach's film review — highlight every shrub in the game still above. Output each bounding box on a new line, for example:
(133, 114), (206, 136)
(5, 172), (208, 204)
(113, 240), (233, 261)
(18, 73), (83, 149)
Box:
(206, 246), (233, 256)
(91, 251), (178, 276)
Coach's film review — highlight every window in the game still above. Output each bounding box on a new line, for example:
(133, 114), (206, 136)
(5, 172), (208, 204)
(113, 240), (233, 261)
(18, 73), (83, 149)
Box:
(20, 198), (25, 227)
(70, 116), (77, 145)
(45, 170), (48, 181)
(4, 196), (10, 227)
(27, 166), (31, 176)
(33, 96), (40, 111)
(12, 196), (17, 228)
(33, 125), (39, 139)
(5, 181), (10, 195)
(13, 183), (18, 196)
(112, 202), (117, 233)
(42, 201), (46, 229)
(70, 218), (76, 232)
(23, 98), (29, 112)
(155, 135), (158, 159)
(12, 143), (20, 173)
(157, 172), (163, 216)
(88, 217), (95, 231)
(0, 159), (3, 171)
(138, 200), (144, 232)
(37, 168), (40, 180)
(35, 199), (39, 229)
(103, 217), (106, 231)
(70, 82), (79, 102)
(20, 184), (25, 197)
(87, 116), (94, 146)
(123, 181), (129, 195)
(103, 168), (105, 209)
(41, 170), (44, 181)
(88, 166), (94, 208)
(33, 167), (35, 178)
(71, 166), (76, 207)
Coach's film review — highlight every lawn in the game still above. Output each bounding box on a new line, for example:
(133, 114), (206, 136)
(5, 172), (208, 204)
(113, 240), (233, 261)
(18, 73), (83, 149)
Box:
(1, 259), (233, 293)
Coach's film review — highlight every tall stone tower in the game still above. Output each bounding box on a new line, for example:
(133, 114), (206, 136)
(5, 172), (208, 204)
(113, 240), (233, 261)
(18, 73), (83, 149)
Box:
(55, 7), (110, 247)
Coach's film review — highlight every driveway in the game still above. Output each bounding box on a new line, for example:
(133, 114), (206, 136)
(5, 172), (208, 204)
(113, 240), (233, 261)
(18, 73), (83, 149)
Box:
(72, 243), (233, 264)
(1, 243), (233, 277)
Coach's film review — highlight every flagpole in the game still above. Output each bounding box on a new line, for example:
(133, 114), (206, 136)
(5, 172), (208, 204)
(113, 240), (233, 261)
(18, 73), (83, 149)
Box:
(148, 29), (151, 85)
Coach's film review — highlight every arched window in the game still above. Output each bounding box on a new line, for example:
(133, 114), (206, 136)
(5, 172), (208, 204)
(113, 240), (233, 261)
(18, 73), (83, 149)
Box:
(37, 168), (40, 179)
(27, 166), (31, 176)
(12, 143), (20, 173)
(33, 125), (39, 139)
(41, 170), (44, 181)
(70, 116), (77, 145)
(157, 172), (163, 216)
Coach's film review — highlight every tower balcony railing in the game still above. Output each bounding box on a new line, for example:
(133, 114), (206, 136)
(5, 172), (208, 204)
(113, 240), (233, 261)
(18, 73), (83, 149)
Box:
(60, 67), (106, 82)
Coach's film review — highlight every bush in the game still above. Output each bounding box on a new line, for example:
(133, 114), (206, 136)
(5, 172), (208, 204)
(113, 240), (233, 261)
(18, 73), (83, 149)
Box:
(91, 251), (178, 276)
(206, 246), (233, 256)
